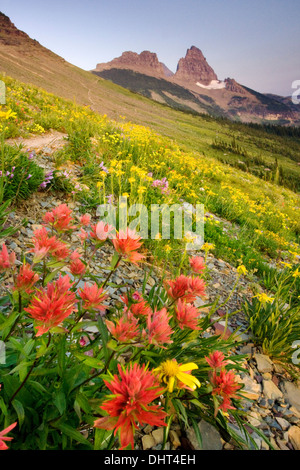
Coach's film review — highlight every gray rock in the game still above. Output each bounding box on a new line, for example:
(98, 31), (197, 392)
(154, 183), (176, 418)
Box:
(276, 417), (290, 431)
(254, 353), (274, 373)
(280, 381), (300, 413)
(263, 380), (283, 401)
(239, 375), (261, 400)
(186, 420), (223, 450)
(288, 425), (300, 450)
(142, 434), (156, 450)
(152, 428), (164, 445)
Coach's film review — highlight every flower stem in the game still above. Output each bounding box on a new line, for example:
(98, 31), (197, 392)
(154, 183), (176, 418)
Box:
(102, 254), (122, 289)
(9, 332), (51, 404)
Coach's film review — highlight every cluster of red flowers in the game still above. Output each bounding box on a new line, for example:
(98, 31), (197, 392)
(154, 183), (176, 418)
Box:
(205, 351), (241, 413)
(14, 263), (39, 294)
(94, 363), (167, 449)
(165, 274), (206, 303)
(43, 203), (75, 232)
(106, 264), (207, 347)
(0, 243), (15, 272)
(112, 228), (145, 265)
(24, 275), (77, 337)
(164, 258), (207, 331)
(106, 297), (173, 348)
(31, 226), (70, 262)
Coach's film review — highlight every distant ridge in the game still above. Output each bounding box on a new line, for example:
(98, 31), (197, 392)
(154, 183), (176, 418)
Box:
(0, 11), (299, 125)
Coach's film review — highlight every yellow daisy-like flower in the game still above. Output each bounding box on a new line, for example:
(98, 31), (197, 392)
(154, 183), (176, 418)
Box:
(201, 243), (214, 252)
(237, 265), (248, 276)
(292, 268), (300, 278)
(254, 293), (274, 304)
(153, 359), (200, 393)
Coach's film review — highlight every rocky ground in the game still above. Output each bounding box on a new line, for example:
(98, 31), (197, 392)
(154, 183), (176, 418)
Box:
(2, 133), (300, 451)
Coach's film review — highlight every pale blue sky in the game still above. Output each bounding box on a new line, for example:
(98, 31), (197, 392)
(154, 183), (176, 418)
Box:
(1, 0), (299, 96)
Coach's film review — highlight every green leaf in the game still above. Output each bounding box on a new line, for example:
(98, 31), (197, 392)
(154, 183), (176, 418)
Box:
(51, 421), (93, 448)
(110, 251), (120, 269)
(0, 396), (8, 416)
(53, 391), (66, 415)
(12, 398), (25, 428)
(191, 417), (202, 449)
(172, 398), (188, 426)
(75, 392), (91, 414)
(57, 337), (66, 378)
(94, 428), (113, 450)
(97, 316), (109, 362)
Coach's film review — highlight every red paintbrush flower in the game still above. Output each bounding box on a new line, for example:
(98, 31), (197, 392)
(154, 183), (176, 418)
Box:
(43, 203), (75, 232)
(90, 221), (115, 242)
(188, 277), (206, 299)
(14, 263), (39, 294)
(205, 351), (229, 369)
(165, 274), (189, 300)
(24, 275), (77, 336)
(189, 256), (205, 274)
(112, 228), (144, 265)
(144, 307), (173, 348)
(69, 257), (86, 276)
(174, 298), (201, 330)
(165, 275), (206, 303)
(130, 299), (152, 317)
(79, 228), (89, 244)
(0, 422), (17, 450)
(78, 283), (108, 312)
(0, 243), (16, 272)
(79, 213), (91, 226)
(31, 227), (69, 262)
(106, 311), (140, 343)
(94, 363), (167, 449)
(210, 369), (241, 413)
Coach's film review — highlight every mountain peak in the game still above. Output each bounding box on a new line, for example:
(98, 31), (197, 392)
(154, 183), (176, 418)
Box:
(94, 50), (173, 78)
(174, 46), (218, 85)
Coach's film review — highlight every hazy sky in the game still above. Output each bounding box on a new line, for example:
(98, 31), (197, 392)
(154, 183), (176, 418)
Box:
(1, 0), (299, 96)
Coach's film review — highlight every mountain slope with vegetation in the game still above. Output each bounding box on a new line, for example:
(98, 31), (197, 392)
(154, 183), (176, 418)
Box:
(0, 12), (300, 452)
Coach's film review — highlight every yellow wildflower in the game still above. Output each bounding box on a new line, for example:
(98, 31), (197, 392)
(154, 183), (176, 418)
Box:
(254, 293), (274, 304)
(154, 359), (200, 393)
(237, 265), (248, 276)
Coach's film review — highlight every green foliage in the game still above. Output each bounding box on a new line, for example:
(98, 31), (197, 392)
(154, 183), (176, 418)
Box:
(243, 267), (300, 367)
(3, 150), (44, 201)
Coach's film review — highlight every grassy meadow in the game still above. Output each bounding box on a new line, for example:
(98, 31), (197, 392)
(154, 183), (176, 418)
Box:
(1, 74), (300, 286)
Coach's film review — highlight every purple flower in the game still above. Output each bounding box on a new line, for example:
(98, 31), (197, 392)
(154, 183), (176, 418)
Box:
(100, 161), (108, 173)
(26, 174), (32, 180)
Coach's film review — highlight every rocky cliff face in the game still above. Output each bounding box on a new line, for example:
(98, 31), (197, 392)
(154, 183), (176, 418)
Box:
(224, 78), (247, 94)
(0, 12), (30, 46)
(174, 46), (218, 85)
(95, 50), (173, 79)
